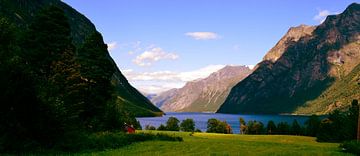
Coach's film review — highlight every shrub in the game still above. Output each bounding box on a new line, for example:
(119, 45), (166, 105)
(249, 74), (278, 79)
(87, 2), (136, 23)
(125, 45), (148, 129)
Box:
(340, 140), (360, 155)
(195, 129), (202, 132)
(180, 118), (195, 132)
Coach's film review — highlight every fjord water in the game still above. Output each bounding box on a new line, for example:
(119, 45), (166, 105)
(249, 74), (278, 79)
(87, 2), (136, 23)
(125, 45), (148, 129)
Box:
(137, 112), (312, 134)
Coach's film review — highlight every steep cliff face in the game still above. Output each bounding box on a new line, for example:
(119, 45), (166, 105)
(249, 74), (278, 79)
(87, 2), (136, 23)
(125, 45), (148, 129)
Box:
(154, 66), (252, 112)
(218, 3), (360, 114)
(0, 0), (162, 116)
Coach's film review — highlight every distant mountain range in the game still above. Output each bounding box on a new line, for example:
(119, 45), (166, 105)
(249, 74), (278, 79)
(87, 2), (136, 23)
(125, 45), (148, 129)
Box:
(218, 3), (360, 114)
(149, 65), (252, 112)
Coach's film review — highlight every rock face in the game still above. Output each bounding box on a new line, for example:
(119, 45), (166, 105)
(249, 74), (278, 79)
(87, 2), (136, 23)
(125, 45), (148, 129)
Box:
(153, 66), (252, 112)
(262, 25), (316, 62)
(217, 3), (360, 114)
(0, 0), (162, 116)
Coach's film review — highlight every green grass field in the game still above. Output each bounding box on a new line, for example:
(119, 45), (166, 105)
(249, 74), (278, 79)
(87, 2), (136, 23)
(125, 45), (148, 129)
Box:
(73, 131), (351, 156)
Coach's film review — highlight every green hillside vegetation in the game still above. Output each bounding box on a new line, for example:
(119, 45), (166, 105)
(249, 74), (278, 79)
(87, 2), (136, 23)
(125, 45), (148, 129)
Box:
(0, 0), (162, 117)
(70, 131), (349, 156)
(296, 64), (360, 114)
(0, 0), (161, 152)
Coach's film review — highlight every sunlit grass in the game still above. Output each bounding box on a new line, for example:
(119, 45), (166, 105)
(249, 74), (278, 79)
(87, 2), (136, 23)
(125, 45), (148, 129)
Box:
(72, 130), (350, 156)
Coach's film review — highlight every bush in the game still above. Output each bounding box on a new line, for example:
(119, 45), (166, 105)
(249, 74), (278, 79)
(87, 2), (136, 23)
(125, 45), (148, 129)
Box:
(180, 118), (195, 132)
(166, 117), (180, 131)
(195, 129), (202, 132)
(340, 140), (360, 155)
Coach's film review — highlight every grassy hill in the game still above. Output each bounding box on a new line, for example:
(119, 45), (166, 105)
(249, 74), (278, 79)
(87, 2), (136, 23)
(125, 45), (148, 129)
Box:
(69, 131), (348, 156)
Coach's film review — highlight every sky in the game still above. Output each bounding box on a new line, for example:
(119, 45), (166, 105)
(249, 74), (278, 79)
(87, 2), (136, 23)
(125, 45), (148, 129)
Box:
(62, 0), (359, 94)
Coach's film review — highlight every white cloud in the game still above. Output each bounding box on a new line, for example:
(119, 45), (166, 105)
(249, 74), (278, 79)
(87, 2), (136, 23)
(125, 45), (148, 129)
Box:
(313, 9), (339, 23)
(107, 41), (117, 51)
(122, 64), (225, 93)
(185, 32), (219, 40)
(132, 47), (179, 66)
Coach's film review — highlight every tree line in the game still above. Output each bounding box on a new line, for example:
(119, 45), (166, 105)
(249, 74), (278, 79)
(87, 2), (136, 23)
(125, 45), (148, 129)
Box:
(144, 99), (359, 143)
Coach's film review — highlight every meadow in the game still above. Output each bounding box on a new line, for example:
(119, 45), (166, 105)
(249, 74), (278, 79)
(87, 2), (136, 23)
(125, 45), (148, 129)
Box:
(73, 131), (350, 156)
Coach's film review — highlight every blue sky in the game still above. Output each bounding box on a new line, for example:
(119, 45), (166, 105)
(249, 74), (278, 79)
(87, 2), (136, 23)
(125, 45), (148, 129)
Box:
(63, 0), (359, 93)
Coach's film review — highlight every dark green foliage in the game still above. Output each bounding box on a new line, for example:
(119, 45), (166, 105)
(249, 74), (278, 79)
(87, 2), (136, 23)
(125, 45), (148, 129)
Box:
(145, 125), (156, 130)
(305, 115), (321, 137)
(157, 124), (167, 131)
(195, 129), (202, 132)
(206, 118), (230, 134)
(340, 140), (360, 155)
(290, 120), (302, 135)
(266, 120), (277, 134)
(0, 5), (155, 152)
(246, 120), (264, 134)
(317, 101), (358, 142)
(277, 122), (290, 135)
(180, 118), (195, 132)
(166, 117), (180, 131)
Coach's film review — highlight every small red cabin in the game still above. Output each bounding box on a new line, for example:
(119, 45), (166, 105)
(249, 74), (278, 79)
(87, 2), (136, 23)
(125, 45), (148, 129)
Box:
(124, 123), (136, 134)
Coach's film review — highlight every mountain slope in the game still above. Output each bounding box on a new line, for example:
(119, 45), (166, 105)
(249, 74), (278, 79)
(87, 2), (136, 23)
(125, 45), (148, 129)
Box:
(218, 3), (360, 114)
(0, 0), (162, 117)
(154, 66), (252, 112)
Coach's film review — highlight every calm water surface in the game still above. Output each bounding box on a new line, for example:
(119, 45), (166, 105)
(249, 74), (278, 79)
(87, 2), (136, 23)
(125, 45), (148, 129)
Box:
(137, 112), (313, 134)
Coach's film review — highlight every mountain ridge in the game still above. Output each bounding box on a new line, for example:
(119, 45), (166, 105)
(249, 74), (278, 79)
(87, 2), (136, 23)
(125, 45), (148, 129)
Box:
(217, 3), (360, 114)
(151, 65), (252, 112)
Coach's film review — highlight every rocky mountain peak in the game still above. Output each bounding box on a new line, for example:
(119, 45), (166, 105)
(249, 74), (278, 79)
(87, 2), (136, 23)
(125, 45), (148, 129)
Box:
(262, 24), (316, 62)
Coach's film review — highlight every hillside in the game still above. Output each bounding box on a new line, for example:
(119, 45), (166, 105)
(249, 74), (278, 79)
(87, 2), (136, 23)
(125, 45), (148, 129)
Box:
(218, 3), (360, 114)
(153, 66), (252, 112)
(0, 0), (161, 117)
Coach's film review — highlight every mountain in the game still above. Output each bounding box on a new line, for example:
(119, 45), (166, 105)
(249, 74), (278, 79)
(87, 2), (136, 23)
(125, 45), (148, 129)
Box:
(0, 0), (162, 117)
(150, 88), (178, 108)
(153, 66), (252, 112)
(218, 3), (360, 114)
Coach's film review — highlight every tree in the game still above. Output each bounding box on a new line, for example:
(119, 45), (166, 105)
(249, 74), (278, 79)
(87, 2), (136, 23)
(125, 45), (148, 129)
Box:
(157, 124), (167, 131)
(180, 118), (195, 132)
(277, 122), (290, 135)
(305, 115), (320, 137)
(246, 120), (264, 134)
(239, 117), (247, 134)
(166, 117), (180, 131)
(206, 118), (228, 134)
(266, 120), (277, 134)
(290, 120), (301, 135)
(353, 100), (360, 141)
